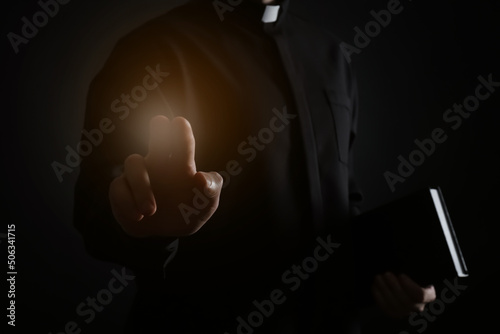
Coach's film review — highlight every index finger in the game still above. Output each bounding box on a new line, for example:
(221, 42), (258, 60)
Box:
(146, 115), (171, 167)
(170, 117), (196, 174)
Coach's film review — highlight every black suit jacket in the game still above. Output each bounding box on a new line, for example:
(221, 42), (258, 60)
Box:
(74, 0), (363, 333)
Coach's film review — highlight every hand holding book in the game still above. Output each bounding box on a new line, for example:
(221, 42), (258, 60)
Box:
(352, 187), (468, 315)
(371, 272), (436, 317)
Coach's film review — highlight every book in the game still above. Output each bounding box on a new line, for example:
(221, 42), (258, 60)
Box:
(352, 187), (468, 289)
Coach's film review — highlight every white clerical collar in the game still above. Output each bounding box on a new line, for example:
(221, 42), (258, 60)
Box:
(261, 5), (280, 23)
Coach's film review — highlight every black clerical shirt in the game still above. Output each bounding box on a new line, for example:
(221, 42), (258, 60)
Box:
(74, 0), (363, 333)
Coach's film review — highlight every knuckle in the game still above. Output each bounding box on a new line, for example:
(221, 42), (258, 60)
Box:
(213, 172), (224, 187)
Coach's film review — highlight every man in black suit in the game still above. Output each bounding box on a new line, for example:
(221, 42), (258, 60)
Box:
(74, 0), (435, 332)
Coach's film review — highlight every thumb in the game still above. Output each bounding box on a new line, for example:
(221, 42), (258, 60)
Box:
(194, 171), (223, 199)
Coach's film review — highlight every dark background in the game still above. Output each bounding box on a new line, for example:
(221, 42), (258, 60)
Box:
(2, 0), (499, 333)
